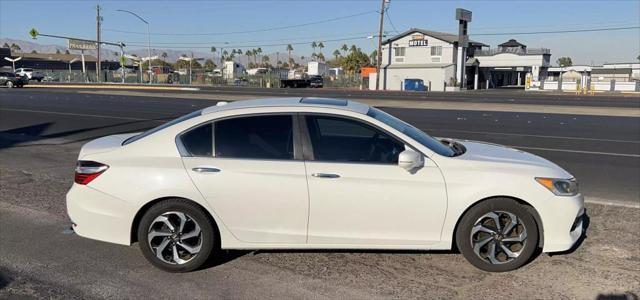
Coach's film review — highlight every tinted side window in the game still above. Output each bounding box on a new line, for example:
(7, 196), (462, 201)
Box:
(305, 115), (404, 163)
(180, 123), (212, 156)
(215, 115), (293, 160)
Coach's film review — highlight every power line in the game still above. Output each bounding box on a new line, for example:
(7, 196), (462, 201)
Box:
(471, 26), (640, 36)
(384, 7), (400, 34)
(125, 35), (374, 49)
(121, 31), (379, 45)
(104, 10), (377, 36)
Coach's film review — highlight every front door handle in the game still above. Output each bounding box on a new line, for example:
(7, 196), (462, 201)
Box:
(192, 167), (221, 173)
(311, 173), (340, 179)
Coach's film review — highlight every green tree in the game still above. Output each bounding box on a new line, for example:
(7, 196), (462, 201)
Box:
(30, 50), (37, 54)
(10, 43), (21, 52)
(65, 49), (70, 54)
(556, 57), (573, 67)
(369, 50), (378, 66)
(161, 52), (168, 62)
(318, 42), (324, 57)
(637, 54), (640, 62)
(332, 49), (341, 63)
(286, 44), (293, 68)
(203, 59), (216, 71)
(341, 44), (348, 54)
(261, 55), (270, 67)
(56, 49), (62, 54)
(311, 41), (317, 60)
(340, 47), (370, 76)
(317, 53), (325, 62)
(2, 43), (9, 48)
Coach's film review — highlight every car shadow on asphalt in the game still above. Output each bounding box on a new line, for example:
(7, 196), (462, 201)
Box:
(198, 249), (459, 271)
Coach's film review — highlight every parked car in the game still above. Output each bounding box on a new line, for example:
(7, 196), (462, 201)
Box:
(66, 98), (586, 273)
(0, 72), (23, 88)
(15, 73), (29, 87)
(15, 68), (45, 82)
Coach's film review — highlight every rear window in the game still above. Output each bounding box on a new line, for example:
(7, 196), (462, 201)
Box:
(123, 110), (203, 145)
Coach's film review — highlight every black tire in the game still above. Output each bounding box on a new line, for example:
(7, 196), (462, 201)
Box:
(137, 198), (216, 272)
(455, 198), (539, 272)
(6, 81), (14, 88)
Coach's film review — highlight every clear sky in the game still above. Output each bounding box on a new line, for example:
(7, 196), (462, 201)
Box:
(1, 0), (638, 65)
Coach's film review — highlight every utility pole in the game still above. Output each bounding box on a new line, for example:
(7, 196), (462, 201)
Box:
(96, 5), (102, 83)
(375, 0), (386, 91)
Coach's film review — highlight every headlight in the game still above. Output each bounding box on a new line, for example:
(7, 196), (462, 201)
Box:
(535, 177), (579, 196)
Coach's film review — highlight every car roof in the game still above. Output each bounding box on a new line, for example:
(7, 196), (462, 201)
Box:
(201, 97), (370, 115)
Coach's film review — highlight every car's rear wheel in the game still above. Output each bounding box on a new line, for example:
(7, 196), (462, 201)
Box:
(456, 198), (539, 272)
(137, 199), (215, 272)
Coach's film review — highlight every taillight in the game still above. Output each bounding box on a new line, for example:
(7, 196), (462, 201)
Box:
(74, 161), (109, 185)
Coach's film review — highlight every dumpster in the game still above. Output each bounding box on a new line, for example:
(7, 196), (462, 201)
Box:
(404, 79), (426, 91)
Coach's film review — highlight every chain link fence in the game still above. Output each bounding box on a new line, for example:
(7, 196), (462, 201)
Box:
(30, 68), (365, 89)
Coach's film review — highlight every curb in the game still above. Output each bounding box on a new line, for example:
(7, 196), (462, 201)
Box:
(25, 84), (200, 91)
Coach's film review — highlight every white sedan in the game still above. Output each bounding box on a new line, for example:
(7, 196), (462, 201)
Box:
(66, 98), (586, 272)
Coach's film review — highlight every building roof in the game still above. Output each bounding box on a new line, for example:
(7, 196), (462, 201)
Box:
(498, 39), (526, 48)
(591, 68), (632, 75)
(383, 28), (488, 47)
(201, 98), (370, 115)
(386, 63), (454, 69)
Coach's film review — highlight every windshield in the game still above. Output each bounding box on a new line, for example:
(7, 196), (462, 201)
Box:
(122, 109), (203, 145)
(366, 107), (456, 157)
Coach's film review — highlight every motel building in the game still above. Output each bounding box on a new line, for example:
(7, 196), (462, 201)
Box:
(371, 28), (552, 91)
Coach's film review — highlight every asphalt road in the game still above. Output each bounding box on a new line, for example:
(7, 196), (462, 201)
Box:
(1, 88), (639, 299)
(1, 88), (638, 205)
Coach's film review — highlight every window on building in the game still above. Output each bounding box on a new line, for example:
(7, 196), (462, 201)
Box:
(215, 115), (294, 160)
(305, 115), (405, 164)
(394, 47), (406, 57)
(431, 46), (442, 56)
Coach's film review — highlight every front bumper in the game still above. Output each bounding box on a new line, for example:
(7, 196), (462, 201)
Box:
(541, 193), (586, 252)
(66, 184), (135, 245)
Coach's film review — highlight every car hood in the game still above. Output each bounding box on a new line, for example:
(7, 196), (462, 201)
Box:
(453, 140), (573, 178)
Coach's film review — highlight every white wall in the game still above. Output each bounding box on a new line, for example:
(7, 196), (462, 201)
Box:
(381, 33), (455, 66)
(476, 53), (548, 68)
(380, 65), (454, 91)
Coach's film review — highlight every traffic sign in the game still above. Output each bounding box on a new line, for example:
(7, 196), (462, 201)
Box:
(29, 28), (39, 39)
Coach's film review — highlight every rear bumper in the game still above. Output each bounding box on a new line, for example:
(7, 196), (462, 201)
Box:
(541, 194), (586, 252)
(66, 184), (134, 245)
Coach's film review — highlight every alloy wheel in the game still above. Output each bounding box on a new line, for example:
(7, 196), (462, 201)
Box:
(470, 211), (527, 264)
(147, 211), (203, 265)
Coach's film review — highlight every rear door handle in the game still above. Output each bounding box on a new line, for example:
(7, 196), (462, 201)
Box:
(192, 167), (221, 173)
(311, 173), (340, 179)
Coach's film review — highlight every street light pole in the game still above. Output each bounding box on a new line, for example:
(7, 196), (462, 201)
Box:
(117, 9), (152, 84)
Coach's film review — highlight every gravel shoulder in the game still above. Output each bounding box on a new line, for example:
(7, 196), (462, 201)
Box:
(1, 143), (639, 299)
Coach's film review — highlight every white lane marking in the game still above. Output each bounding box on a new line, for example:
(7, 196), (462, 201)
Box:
(586, 198), (640, 209)
(0, 108), (165, 122)
(509, 145), (640, 158)
(427, 128), (640, 144)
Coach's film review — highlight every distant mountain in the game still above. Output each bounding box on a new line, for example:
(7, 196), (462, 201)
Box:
(0, 38), (313, 66)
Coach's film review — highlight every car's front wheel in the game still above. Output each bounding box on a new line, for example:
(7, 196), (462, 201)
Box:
(6, 81), (14, 88)
(137, 199), (215, 272)
(456, 198), (539, 272)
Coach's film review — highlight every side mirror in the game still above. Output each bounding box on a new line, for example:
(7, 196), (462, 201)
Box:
(398, 149), (423, 171)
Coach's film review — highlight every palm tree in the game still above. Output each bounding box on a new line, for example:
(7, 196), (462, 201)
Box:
(286, 44), (293, 68)
(10, 43), (21, 52)
(311, 41), (317, 60)
(222, 50), (229, 61)
(262, 55), (270, 67)
(341, 44), (348, 54)
(318, 42), (325, 57)
(161, 52), (168, 62)
(350, 44), (358, 53)
(332, 49), (340, 62)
